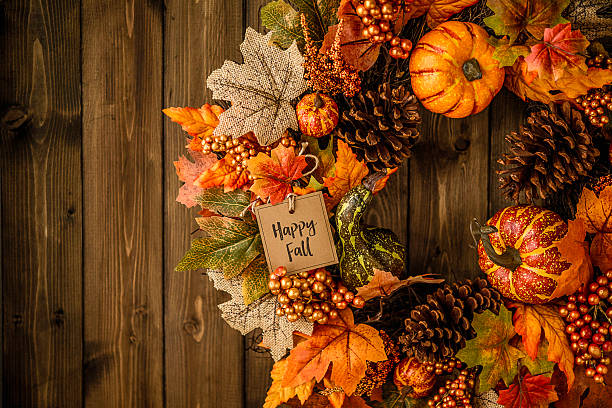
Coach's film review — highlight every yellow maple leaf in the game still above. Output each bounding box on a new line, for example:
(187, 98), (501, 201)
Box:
(264, 359), (315, 408)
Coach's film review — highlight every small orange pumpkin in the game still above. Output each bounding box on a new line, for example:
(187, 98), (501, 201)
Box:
(393, 357), (436, 398)
(409, 21), (504, 118)
(296, 93), (339, 138)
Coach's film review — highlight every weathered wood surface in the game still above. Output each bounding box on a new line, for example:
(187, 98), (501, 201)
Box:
(0, 1), (526, 407)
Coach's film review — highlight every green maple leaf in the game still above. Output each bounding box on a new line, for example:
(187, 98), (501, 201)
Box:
(176, 217), (262, 278)
(261, 0), (340, 50)
(483, 0), (569, 43)
(456, 306), (553, 393)
(195, 187), (251, 217)
(242, 256), (270, 305)
(489, 37), (530, 67)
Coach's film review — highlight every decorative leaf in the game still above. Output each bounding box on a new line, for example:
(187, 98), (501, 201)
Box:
(576, 185), (612, 234)
(405, 0), (480, 28)
(591, 233), (612, 273)
(550, 219), (593, 299)
(489, 37), (530, 67)
(524, 23), (589, 81)
(176, 217), (261, 278)
(497, 372), (558, 408)
(483, 0), (569, 43)
(173, 151), (218, 208)
(553, 364), (612, 408)
(195, 187), (251, 217)
(205, 270), (314, 361)
(283, 308), (387, 395)
(207, 28), (307, 146)
(261, 0), (340, 50)
(304, 135), (336, 182)
(264, 358), (316, 408)
(356, 269), (444, 301)
(247, 144), (309, 204)
(511, 303), (575, 389)
(163, 104), (225, 151)
(195, 157), (251, 192)
(242, 256), (271, 305)
(323, 139), (368, 209)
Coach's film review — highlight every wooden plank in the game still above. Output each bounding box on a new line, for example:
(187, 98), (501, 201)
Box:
(81, 1), (163, 406)
(163, 1), (245, 407)
(409, 109), (490, 280)
(0, 1), (83, 407)
(488, 89), (524, 215)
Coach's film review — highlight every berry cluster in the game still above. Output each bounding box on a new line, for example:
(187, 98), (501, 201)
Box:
(353, 0), (413, 59)
(201, 133), (297, 177)
(424, 358), (465, 376)
(560, 271), (612, 384)
(587, 53), (612, 70)
(574, 89), (611, 128)
(269, 267), (365, 324)
(427, 369), (476, 408)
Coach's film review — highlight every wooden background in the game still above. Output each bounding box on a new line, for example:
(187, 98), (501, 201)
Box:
(0, 0), (519, 406)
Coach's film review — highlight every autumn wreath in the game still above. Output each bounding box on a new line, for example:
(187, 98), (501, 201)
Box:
(164, 0), (612, 407)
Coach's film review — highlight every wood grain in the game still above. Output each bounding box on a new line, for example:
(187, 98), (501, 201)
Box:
(82, 1), (164, 406)
(163, 1), (245, 407)
(409, 109), (490, 280)
(0, 1), (83, 406)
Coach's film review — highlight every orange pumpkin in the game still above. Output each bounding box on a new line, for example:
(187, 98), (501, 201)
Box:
(409, 21), (504, 118)
(296, 93), (339, 138)
(393, 357), (436, 398)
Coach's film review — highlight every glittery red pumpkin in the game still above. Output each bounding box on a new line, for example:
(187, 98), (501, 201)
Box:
(296, 93), (339, 138)
(393, 357), (435, 398)
(475, 205), (571, 304)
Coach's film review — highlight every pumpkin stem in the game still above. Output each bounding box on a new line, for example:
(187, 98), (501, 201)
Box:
(470, 220), (522, 271)
(462, 58), (483, 82)
(313, 92), (325, 109)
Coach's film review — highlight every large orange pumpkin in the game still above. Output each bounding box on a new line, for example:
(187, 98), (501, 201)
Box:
(409, 21), (504, 118)
(474, 205), (572, 304)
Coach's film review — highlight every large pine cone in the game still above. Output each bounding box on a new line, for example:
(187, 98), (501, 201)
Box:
(398, 278), (501, 362)
(335, 83), (421, 171)
(497, 102), (600, 203)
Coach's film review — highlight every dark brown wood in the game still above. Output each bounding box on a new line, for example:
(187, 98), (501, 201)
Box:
(81, 1), (164, 406)
(0, 1), (83, 407)
(163, 1), (246, 407)
(409, 109), (490, 280)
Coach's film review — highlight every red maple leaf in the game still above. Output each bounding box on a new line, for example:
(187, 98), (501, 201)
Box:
(524, 23), (589, 81)
(173, 150), (218, 207)
(497, 372), (558, 408)
(247, 144), (308, 204)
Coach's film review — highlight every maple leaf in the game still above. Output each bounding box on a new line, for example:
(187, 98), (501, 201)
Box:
(247, 144), (308, 204)
(404, 0), (479, 28)
(591, 233), (612, 273)
(261, 0), (340, 50)
(283, 308), (387, 395)
(242, 256), (271, 305)
(285, 391), (372, 408)
(511, 303), (575, 389)
(456, 306), (550, 393)
(195, 187), (250, 217)
(323, 139), (369, 209)
(483, 0), (569, 43)
(163, 104), (224, 151)
(356, 269), (444, 301)
(206, 28), (307, 146)
(195, 157), (251, 192)
(497, 372), (558, 408)
(264, 358), (315, 408)
(175, 217), (261, 278)
(173, 150), (218, 208)
(550, 219), (593, 299)
(489, 37), (530, 67)
(576, 185), (612, 234)
(524, 23), (589, 81)
(205, 270), (314, 361)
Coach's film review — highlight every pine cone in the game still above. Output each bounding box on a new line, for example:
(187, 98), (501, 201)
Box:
(354, 330), (401, 397)
(335, 83), (421, 171)
(398, 278), (501, 362)
(497, 102), (600, 203)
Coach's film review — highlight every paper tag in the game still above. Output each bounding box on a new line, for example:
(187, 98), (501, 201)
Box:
(254, 191), (338, 274)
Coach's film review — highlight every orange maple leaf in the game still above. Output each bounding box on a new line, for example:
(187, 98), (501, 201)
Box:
(356, 269), (444, 301)
(403, 0), (479, 28)
(173, 150), (218, 208)
(195, 157), (250, 192)
(285, 391), (371, 408)
(512, 303), (575, 389)
(550, 219), (593, 299)
(323, 139), (369, 209)
(576, 185), (612, 234)
(247, 144), (308, 204)
(264, 359), (315, 408)
(163, 104), (224, 151)
(282, 308), (387, 396)
(591, 233), (612, 273)
(497, 372), (558, 408)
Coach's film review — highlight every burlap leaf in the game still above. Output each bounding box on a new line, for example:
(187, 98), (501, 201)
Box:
(205, 270), (313, 361)
(207, 28), (307, 146)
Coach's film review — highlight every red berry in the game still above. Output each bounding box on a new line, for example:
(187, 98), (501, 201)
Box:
(569, 295), (577, 302)
(607, 270), (612, 279)
(559, 307), (569, 317)
(581, 327), (593, 339)
(571, 332), (581, 342)
(603, 341), (612, 352)
(597, 276), (609, 286)
(567, 302), (577, 311)
(607, 307), (612, 319)
(589, 294), (601, 305)
(596, 364), (609, 375)
(599, 326), (609, 336)
(584, 315), (593, 324)
(586, 367), (597, 377)
(566, 324), (578, 334)
(578, 294), (588, 303)
(592, 321), (601, 330)
(590, 282), (600, 293)
(598, 287), (610, 299)
(569, 311), (581, 322)
(594, 374), (605, 384)
(571, 342), (580, 352)
(579, 304), (590, 314)
(578, 338), (590, 350)
(589, 344), (603, 359)
(576, 318), (586, 327)
(593, 333), (606, 345)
